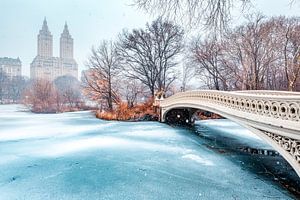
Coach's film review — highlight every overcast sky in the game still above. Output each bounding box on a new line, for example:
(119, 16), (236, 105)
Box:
(0, 0), (299, 77)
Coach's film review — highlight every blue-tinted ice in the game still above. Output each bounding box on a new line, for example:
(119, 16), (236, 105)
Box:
(0, 105), (296, 199)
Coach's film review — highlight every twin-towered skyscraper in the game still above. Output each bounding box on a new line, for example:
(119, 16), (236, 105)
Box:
(30, 18), (78, 81)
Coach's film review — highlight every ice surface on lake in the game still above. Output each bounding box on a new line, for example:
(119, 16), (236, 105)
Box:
(195, 119), (272, 149)
(0, 105), (295, 200)
(182, 154), (214, 166)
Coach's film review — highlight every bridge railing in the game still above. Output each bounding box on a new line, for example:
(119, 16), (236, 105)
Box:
(160, 90), (300, 122)
(232, 90), (300, 96)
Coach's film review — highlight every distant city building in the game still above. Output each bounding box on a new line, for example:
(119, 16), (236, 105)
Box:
(0, 57), (22, 78)
(30, 18), (78, 81)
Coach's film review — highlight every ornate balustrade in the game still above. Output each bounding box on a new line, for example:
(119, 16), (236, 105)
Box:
(160, 90), (300, 123)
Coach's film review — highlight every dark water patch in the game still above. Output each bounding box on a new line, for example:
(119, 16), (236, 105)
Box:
(27, 164), (38, 168)
(68, 162), (80, 167)
(179, 125), (300, 199)
(238, 147), (279, 156)
(8, 175), (20, 183)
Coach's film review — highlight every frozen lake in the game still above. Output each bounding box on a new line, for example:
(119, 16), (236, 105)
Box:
(0, 104), (298, 199)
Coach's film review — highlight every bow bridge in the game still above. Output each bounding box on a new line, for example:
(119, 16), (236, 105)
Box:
(156, 90), (300, 177)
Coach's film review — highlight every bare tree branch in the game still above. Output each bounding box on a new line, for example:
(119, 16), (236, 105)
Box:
(83, 40), (121, 111)
(117, 18), (184, 97)
(132, 0), (251, 33)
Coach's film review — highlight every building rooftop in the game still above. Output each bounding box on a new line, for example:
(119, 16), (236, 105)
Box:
(0, 57), (21, 65)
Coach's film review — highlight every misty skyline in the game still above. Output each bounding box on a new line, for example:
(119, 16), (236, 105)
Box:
(0, 0), (299, 77)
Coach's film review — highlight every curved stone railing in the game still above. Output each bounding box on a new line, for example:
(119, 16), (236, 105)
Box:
(160, 90), (300, 123)
(232, 90), (300, 96)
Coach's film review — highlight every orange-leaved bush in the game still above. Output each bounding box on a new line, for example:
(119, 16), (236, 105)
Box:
(95, 98), (158, 121)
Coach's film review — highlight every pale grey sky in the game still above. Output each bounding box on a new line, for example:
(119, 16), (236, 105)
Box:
(0, 0), (299, 77)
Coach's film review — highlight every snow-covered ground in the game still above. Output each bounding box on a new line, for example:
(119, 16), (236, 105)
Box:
(0, 104), (296, 199)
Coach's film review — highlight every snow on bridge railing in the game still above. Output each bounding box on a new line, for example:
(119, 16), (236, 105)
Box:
(232, 90), (300, 96)
(160, 90), (300, 122)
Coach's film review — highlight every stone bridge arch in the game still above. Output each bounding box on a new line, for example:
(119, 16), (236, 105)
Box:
(159, 90), (300, 177)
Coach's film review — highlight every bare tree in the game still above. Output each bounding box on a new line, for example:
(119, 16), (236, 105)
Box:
(279, 17), (300, 91)
(83, 40), (121, 111)
(119, 79), (146, 108)
(0, 69), (8, 103)
(190, 36), (230, 90)
(222, 14), (277, 90)
(133, 0), (300, 33)
(118, 17), (184, 97)
(189, 15), (300, 91)
(242, 15), (276, 90)
(180, 63), (195, 92)
(54, 75), (82, 108)
(23, 79), (58, 113)
(132, 0), (250, 32)
(0, 69), (27, 104)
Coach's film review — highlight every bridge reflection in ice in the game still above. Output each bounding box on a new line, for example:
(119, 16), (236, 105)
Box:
(0, 105), (298, 199)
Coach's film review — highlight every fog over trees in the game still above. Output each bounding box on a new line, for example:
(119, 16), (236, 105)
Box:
(54, 76), (82, 109)
(0, 69), (26, 104)
(23, 76), (83, 113)
(23, 79), (57, 113)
